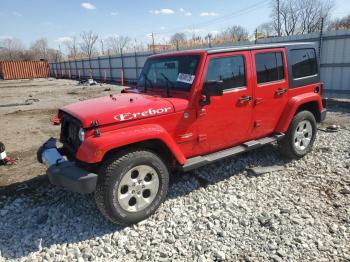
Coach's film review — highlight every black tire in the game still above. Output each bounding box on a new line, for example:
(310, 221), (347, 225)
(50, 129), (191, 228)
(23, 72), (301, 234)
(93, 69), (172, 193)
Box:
(278, 110), (317, 159)
(95, 149), (169, 225)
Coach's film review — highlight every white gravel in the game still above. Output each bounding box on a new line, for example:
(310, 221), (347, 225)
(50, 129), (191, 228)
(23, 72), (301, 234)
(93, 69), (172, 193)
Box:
(0, 110), (349, 262)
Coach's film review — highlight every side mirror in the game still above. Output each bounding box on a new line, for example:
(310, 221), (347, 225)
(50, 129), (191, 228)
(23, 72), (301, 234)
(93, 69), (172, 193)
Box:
(200, 81), (224, 106)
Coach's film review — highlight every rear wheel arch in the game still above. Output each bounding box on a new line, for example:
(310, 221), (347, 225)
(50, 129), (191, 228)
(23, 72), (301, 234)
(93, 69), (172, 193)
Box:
(276, 98), (322, 132)
(295, 101), (322, 122)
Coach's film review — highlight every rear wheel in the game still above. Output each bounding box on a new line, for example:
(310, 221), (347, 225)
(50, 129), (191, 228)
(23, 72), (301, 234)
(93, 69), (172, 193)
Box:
(95, 149), (169, 225)
(278, 111), (317, 159)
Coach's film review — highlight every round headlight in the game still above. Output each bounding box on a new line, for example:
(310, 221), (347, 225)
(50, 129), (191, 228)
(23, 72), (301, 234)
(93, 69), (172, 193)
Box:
(78, 128), (85, 142)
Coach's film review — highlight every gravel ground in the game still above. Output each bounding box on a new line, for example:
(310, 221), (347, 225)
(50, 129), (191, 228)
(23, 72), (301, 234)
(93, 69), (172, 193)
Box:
(0, 78), (122, 186)
(0, 109), (349, 261)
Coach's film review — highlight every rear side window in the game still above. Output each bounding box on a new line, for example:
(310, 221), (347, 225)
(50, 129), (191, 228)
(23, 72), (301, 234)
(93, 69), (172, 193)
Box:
(291, 49), (317, 79)
(205, 56), (246, 90)
(255, 52), (284, 84)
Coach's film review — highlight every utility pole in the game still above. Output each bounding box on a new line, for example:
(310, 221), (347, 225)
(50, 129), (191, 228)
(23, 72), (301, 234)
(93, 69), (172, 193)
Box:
(319, 17), (324, 59)
(277, 0), (281, 37)
(206, 34), (212, 48)
(58, 44), (62, 62)
(151, 32), (155, 54)
(100, 39), (105, 56)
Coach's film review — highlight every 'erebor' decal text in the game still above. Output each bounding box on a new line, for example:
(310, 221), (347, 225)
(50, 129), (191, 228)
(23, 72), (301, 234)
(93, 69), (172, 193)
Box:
(114, 107), (172, 122)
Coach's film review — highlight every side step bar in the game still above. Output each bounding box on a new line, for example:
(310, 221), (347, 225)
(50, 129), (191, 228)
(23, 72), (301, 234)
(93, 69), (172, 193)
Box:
(181, 133), (285, 172)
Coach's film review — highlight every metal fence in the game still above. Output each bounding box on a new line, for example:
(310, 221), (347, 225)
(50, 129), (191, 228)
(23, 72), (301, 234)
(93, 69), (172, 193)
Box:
(50, 29), (350, 98)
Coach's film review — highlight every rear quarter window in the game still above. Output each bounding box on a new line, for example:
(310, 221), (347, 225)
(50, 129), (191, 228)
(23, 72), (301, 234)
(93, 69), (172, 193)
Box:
(291, 48), (318, 79)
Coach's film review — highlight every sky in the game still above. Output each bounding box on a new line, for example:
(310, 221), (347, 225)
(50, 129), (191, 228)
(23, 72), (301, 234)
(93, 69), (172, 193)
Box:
(0, 0), (350, 50)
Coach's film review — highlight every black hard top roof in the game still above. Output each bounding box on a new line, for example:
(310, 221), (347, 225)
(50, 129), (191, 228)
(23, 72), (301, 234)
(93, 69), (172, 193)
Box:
(205, 42), (316, 54)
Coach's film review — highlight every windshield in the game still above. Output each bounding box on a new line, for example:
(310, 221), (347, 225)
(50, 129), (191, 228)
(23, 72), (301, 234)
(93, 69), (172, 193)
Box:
(137, 55), (200, 91)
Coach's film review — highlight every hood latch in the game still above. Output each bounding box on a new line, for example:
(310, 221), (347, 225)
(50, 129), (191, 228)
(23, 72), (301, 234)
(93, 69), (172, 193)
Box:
(91, 120), (101, 137)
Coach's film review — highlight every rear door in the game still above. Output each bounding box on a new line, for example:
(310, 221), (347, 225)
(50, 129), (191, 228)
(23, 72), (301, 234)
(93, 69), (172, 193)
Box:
(251, 48), (289, 139)
(197, 51), (254, 153)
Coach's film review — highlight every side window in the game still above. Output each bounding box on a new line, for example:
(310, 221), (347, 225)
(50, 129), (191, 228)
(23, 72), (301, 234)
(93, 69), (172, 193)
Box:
(255, 52), (284, 84)
(291, 49), (318, 79)
(205, 56), (246, 90)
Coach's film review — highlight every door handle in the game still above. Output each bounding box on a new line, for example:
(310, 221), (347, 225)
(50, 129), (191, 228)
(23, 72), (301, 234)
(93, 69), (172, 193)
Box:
(275, 88), (288, 95)
(239, 96), (252, 102)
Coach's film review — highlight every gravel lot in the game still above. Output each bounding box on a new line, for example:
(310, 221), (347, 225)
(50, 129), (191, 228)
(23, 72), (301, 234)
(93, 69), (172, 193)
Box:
(0, 79), (122, 186)
(0, 79), (349, 261)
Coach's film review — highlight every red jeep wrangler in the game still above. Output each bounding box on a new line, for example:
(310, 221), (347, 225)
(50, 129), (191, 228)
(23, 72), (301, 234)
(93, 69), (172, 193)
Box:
(38, 42), (326, 225)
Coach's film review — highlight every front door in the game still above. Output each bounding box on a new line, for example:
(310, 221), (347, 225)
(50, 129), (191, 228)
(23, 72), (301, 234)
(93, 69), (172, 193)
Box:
(251, 48), (289, 139)
(197, 51), (254, 154)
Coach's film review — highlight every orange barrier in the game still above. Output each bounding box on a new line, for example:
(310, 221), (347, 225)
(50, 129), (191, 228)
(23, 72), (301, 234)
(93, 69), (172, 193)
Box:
(0, 60), (49, 80)
(121, 70), (124, 86)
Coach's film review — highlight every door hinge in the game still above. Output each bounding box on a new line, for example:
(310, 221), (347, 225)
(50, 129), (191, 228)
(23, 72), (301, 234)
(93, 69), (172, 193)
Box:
(177, 133), (194, 144)
(254, 120), (262, 128)
(254, 98), (263, 106)
(198, 108), (207, 117)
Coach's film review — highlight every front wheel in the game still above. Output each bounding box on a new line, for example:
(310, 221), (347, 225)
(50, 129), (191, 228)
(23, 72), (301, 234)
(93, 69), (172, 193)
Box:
(95, 149), (169, 225)
(278, 110), (317, 159)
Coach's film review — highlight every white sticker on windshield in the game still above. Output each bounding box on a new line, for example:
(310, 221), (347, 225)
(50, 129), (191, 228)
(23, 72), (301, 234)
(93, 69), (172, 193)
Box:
(177, 73), (195, 84)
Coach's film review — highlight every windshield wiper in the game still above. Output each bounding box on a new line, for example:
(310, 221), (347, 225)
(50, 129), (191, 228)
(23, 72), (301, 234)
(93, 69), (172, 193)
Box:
(160, 73), (175, 97)
(142, 73), (153, 93)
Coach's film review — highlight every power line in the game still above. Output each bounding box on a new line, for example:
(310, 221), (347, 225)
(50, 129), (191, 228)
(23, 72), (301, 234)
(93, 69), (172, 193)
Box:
(134, 0), (270, 39)
(154, 0), (269, 35)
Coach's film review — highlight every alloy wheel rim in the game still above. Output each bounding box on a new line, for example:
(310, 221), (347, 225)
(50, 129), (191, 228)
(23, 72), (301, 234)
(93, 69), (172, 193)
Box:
(293, 120), (313, 151)
(117, 165), (159, 212)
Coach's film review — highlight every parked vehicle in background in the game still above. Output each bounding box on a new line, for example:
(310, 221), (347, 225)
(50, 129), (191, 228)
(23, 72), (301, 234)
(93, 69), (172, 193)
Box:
(38, 42), (326, 225)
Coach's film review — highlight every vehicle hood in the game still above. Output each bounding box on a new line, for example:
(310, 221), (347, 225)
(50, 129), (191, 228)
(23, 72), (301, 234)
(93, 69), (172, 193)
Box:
(60, 93), (188, 128)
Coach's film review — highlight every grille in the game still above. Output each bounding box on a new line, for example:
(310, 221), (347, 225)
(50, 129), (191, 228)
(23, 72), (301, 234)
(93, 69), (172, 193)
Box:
(60, 113), (82, 154)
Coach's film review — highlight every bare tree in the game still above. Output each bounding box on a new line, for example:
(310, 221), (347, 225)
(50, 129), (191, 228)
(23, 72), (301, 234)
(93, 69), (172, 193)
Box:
(63, 36), (79, 59)
(30, 38), (50, 60)
(298, 0), (333, 33)
(170, 33), (186, 44)
(257, 22), (275, 37)
(0, 37), (59, 61)
(328, 14), (350, 30)
(277, 0), (300, 35)
(0, 38), (26, 60)
(270, 0), (334, 36)
(80, 31), (99, 58)
(221, 25), (249, 41)
(106, 35), (131, 54)
(30, 38), (59, 61)
(133, 39), (145, 52)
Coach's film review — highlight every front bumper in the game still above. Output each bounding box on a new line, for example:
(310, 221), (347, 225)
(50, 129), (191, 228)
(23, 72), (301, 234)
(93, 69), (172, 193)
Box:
(37, 138), (97, 194)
